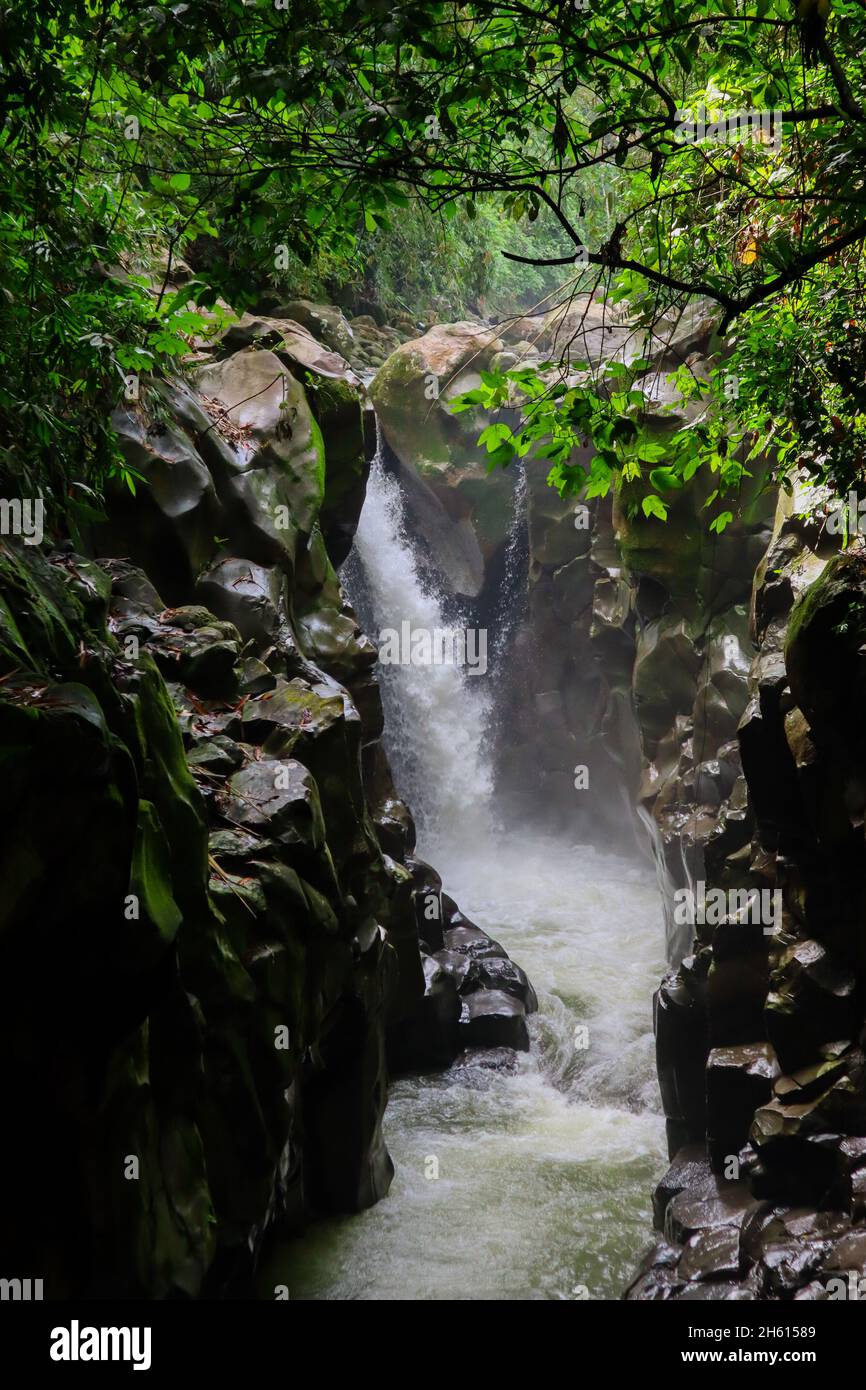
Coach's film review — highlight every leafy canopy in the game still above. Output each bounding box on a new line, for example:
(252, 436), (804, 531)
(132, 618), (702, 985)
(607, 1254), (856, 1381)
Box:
(2, 0), (865, 532)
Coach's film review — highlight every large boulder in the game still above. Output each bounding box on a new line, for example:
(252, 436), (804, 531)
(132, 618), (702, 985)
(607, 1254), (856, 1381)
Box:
(270, 299), (356, 358)
(370, 322), (517, 591)
(196, 348), (325, 547)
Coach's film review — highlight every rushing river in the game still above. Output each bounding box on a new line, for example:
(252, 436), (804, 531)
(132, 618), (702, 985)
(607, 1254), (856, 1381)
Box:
(263, 448), (667, 1300)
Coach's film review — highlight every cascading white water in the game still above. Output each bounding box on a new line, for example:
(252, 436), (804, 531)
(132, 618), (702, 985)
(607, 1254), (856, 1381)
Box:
(266, 441), (667, 1300)
(489, 459), (528, 664)
(346, 447), (494, 849)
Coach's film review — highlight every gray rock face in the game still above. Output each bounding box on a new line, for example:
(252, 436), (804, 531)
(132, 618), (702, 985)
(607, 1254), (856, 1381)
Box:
(626, 473), (866, 1300)
(271, 299), (356, 358)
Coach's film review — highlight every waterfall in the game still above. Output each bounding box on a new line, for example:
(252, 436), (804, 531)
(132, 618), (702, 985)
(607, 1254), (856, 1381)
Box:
(490, 460), (528, 664)
(636, 806), (691, 965)
(343, 442), (494, 854)
(282, 423), (669, 1300)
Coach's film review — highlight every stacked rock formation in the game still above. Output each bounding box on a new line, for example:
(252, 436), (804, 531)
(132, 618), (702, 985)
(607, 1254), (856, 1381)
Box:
(0, 309), (534, 1299)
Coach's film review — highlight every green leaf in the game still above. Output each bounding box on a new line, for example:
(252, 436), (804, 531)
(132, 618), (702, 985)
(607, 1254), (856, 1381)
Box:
(637, 442), (668, 463)
(649, 466), (683, 492)
(477, 422), (512, 451)
(641, 494), (669, 521)
(485, 441), (516, 469)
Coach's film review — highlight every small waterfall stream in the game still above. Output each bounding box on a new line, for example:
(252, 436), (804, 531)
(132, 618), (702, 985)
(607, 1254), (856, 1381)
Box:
(342, 449), (494, 847)
(270, 442), (667, 1300)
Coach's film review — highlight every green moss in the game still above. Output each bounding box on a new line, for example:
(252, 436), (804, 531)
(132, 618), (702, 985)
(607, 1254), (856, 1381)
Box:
(0, 542), (81, 673)
(126, 654), (210, 911)
(128, 799), (184, 964)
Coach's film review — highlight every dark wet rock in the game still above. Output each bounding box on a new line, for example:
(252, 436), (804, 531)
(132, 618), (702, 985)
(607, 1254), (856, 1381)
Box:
(195, 349), (325, 545)
(664, 1179), (758, 1244)
(465, 956), (538, 1012)
(175, 702), (245, 743)
(652, 1144), (713, 1231)
(761, 1238), (833, 1296)
(399, 859), (445, 950)
(99, 557), (164, 611)
(678, 1224), (743, 1283)
(105, 402), (224, 604)
(155, 609), (242, 699)
(443, 925), (509, 960)
(766, 940), (858, 1072)
(208, 827), (268, 867)
(691, 613), (753, 761)
(431, 944), (538, 1012)
(764, 1207), (850, 1247)
(374, 795), (415, 861)
(238, 656), (278, 696)
(388, 956), (461, 1073)
(219, 759), (325, 851)
(675, 1272), (763, 1300)
(706, 1042), (780, 1171)
(623, 1241), (684, 1300)
(450, 1046), (521, 1074)
(187, 734), (245, 775)
(633, 617), (701, 753)
(196, 556), (289, 650)
(774, 1054), (851, 1106)
(655, 973), (707, 1155)
(822, 1228), (866, 1276)
(623, 1268), (682, 1300)
(312, 376), (369, 566)
(833, 1136), (866, 1215)
(457, 990), (530, 1051)
(432, 948), (475, 992)
(404, 857), (443, 895)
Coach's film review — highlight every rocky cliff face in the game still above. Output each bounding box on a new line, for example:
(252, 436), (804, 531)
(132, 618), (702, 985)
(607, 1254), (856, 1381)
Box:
(628, 482), (866, 1300)
(12, 283), (860, 1301)
(0, 311), (534, 1299)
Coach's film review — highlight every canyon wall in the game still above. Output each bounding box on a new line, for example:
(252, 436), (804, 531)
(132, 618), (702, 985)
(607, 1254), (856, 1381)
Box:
(628, 483), (866, 1300)
(8, 284), (862, 1301)
(0, 311), (533, 1299)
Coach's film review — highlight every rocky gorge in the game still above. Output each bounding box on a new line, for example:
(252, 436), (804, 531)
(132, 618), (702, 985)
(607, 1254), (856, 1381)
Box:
(5, 279), (866, 1302)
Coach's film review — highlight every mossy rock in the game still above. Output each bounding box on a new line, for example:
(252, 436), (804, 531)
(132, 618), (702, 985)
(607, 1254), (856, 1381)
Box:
(308, 375), (368, 566)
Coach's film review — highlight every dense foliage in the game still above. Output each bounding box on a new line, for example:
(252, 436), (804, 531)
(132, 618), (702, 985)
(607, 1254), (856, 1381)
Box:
(1, 0), (864, 533)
